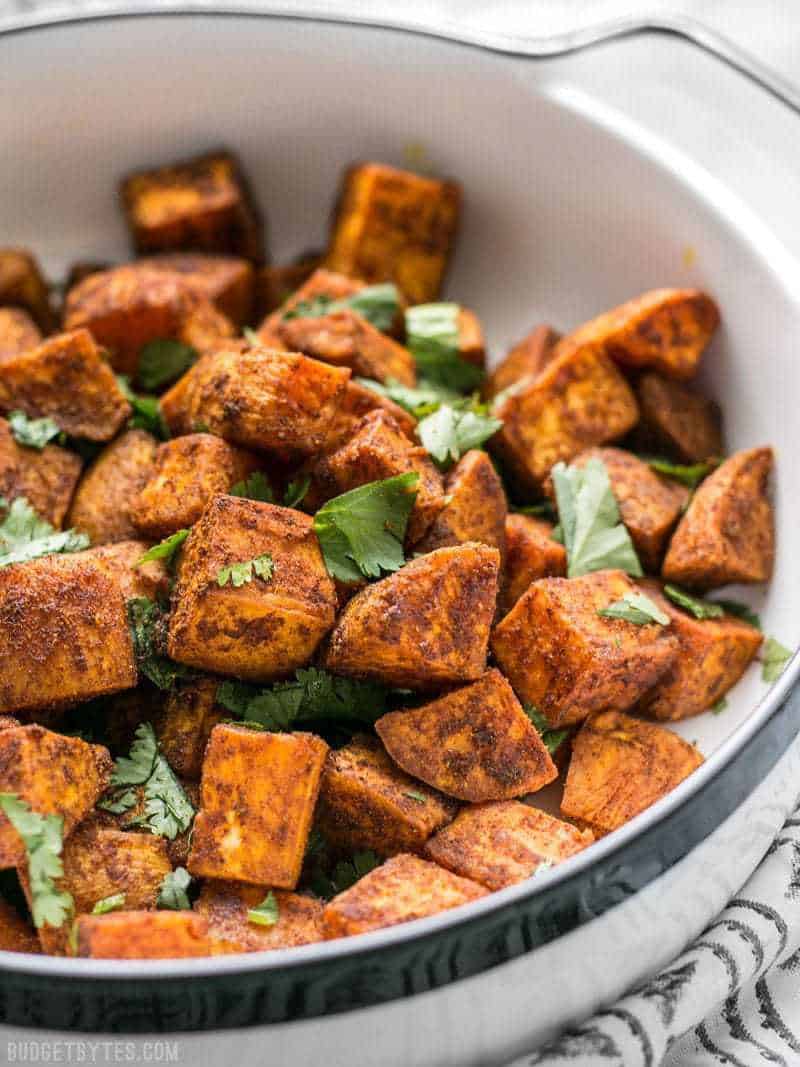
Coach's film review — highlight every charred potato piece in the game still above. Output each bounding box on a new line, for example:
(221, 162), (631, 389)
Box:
(316, 734), (458, 856)
(0, 725), (112, 867)
(637, 581), (762, 720)
(132, 433), (261, 539)
(559, 289), (720, 381)
(490, 344), (639, 492)
(137, 252), (255, 327)
(0, 329), (131, 441)
(120, 150), (264, 262)
(188, 724), (328, 888)
(376, 669), (557, 802)
(325, 163), (460, 305)
(662, 447), (774, 589)
(0, 897), (40, 953)
(256, 254), (323, 317)
(322, 852), (485, 939)
(322, 379), (417, 453)
(195, 881), (324, 952)
(168, 496), (336, 680)
(498, 514), (566, 618)
(66, 429), (157, 544)
(0, 556), (137, 717)
(561, 709), (704, 834)
(323, 543), (500, 690)
(0, 308), (42, 363)
(156, 677), (226, 780)
(413, 450), (507, 556)
(0, 417), (82, 528)
(424, 801), (593, 889)
(633, 372), (723, 463)
(484, 324), (560, 400)
(76, 910), (215, 958)
(491, 569), (678, 728)
(0, 249), (54, 331)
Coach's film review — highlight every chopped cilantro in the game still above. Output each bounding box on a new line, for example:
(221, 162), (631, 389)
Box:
(92, 893), (126, 915)
(311, 850), (381, 899)
(514, 501), (558, 522)
(524, 705), (569, 756)
(284, 283), (400, 333)
(711, 697), (728, 714)
(283, 475), (311, 509)
(0, 496), (89, 569)
(643, 456), (716, 489)
(7, 410), (62, 450)
(137, 339), (197, 391)
(229, 471), (274, 503)
(405, 303), (484, 391)
(416, 404), (502, 467)
(116, 375), (169, 439)
(715, 599), (762, 630)
(216, 553), (274, 588)
(157, 867), (192, 910)
(598, 591), (669, 626)
(135, 529), (190, 568)
(243, 327), (260, 345)
(356, 376), (461, 419)
(762, 637), (793, 683)
(404, 790), (427, 803)
(0, 794), (73, 929)
(663, 584), (724, 620)
(127, 598), (190, 691)
(247, 890), (279, 927)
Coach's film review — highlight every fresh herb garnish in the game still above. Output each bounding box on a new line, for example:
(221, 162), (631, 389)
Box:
(311, 850), (381, 899)
(598, 591), (669, 626)
(643, 456), (716, 489)
(127, 598), (190, 691)
(404, 790), (427, 803)
(0, 496), (89, 569)
(229, 471), (274, 503)
(7, 410), (62, 450)
(715, 599), (762, 630)
(135, 529), (190, 568)
(524, 706), (569, 756)
(356, 376), (461, 419)
(283, 475), (311, 509)
(514, 501), (559, 522)
(92, 893), (126, 915)
(405, 304), (484, 391)
(416, 405), (502, 467)
(243, 327), (260, 345)
(711, 697), (728, 714)
(116, 376), (169, 439)
(531, 859), (554, 879)
(216, 553), (274, 588)
(550, 458), (642, 579)
(0, 794), (73, 929)
(137, 339), (197, 392)
(313, 472), (419, 582)
(284, 283), (400, 333)
(247, 890), (279, 927)
(663, 584), (724, 620)
(157, 867), (192, 910)
(762, 637), (793, 683)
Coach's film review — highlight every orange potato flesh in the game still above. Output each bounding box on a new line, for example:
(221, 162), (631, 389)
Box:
(0, 897), (40, 954)
(156, 677), (226, 781)
(0, 249), (54, 331)
(0, 417), (82, 528)
(320, 379), (417, 454)
(195, 881), (325, 952)
(137, 252), (255, 326)
(498, 514), (566, 619)
(66, 429), (157, 544)
(456, 308), (486, 367)
(0, 307), (42, 363)
(483, 324), (560, 401)
(413, 450), (507, 557)
(76, 910), (217, 959)
(633, 372), (723, 463)
(68, 540), (170, 602)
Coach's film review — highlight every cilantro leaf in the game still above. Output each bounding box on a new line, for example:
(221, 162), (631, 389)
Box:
(661, 585), (722, 620)
(404, 790), (427, 803)
(405, 303), (484, 391)
(135, 529), (190, 568)
(311, 849), (381, 899)
(550, 458), (642, 578)
(598, 591), (669, 626)
(284, 284), (400, 333)
(314, 473), (419, 582)
(762, 637), (793, 683)
(0, 496), (89, 569)
(0, 794), (73, 929)
(356, 376), (461, 419)
(127, 598), (190, 691)
(643, 456), (716, 489)
(7, 410), (62, 450)
(247, 890), (279, 927)
(711, 697), (728, 714)
(514, 501), (559, 522)
(116, 376), (169, 439)
(92, 893), (126, 915)
(523, 705), (569, 756)
(283, 475), (311, 509)
(715, 599), (762, 630)
(243, 327), (260, 345)
(157, 867), (192, 910)
(416, 404), (502, 467)
(216, 553), (274, 588)
(229, 471), (274, 503)
(137, 339), (197, 392)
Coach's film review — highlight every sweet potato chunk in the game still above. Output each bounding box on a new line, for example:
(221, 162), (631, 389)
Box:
(316, 735), (458, 856)
(66, 429), (157, 544)
(633, 372), (723, 463)
(195, 881), (324, 952)
(322, 379), (417, 453)
(121, 150), (264, 262)
(137, 253), (255, 326)
(76, 910), (215, 958)
(456, 308), (486, 367)
(0, 725), (112, 867)
(376, 669), (556, 801)
(325, 163), (460, 305)
(0, 418), (81, 527)
(0, 897), (40, 953)
(0, 557), (136, 717)
(0, 250), (54, 331)
(414, 450), (506, 556)
(424, 801), (594, 889)
(307, 410), (443, 544)
(168, 496), (336, 680)
(561, 710), (704, 834)
(132, 433), (261, 539)
(76, 541), (170, 602)
(490, 344), (638, 491)
(256, 254), (323, 317)
(484, 324), (559, 400)
(0, 330), (131, 442)
(663, 447), (774, 589)
(0, 308), (41, 363)
(322, 852), (485, 939)
(156, 677), (225, 780)
(560, 289), (720, 381)
(491, 570), (678, 728)
(323, 543), (499, 690)
(188, 724), (328, 887)
(637, 581), (763, 720)
(498, 514), (566, 618)
(63, 265), (235, 377)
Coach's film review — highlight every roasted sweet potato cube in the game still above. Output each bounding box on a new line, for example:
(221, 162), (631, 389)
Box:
(168, 496), (336, 680)
(307, 410), (443, 544)
(256, 254), (323, 317)
(0, 250), (54, 331)
(66, 429), (157, 544)
(413, 450), (506, 556)
(0, 330), (131, 442)
(156, 677), (226, 780)
(160, 345), (350, 458)
(323, 543), (499, 690)
(0, 726), (112, 867)
(188, 724), (328, 887)
(76, 910), (215, 958)
(0, 556), (137, 718)
(498, 514), (566, 618)
(559, 288), (719, 381)
(322, 852), (485, 938)
(424, 801), (594, 889)
(195, 881), (324, 952)
(137, 253), (255, 326)
(637, 581), (763, 720)
(490, 344), (638, 491)
(321, 379), (417, 453)
(662, 447), (775, 589)
(491, 570), (678, 728)
(0, 417), (81, 527)
(325, 163), (460, 304)
(77, 541), (170, 602)
(0, 717), (20, 731)
(0, 308), (41, 363)
(316, 735), (458, 856)
(64, 261), (111, 291)
(633, 372), (723, 463)
(121, 150), (264, 262)
(456, 308), (486, 366)
(561, 709), (704, 834)
(484, 324), (559, 400)
(376, 669), (556, 801)
(132, 434), (261, 539)
(63, 266), (235, 377)
(0, 897), (40, 953)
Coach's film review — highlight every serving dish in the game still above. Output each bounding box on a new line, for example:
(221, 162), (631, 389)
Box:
(1, 8), (799, 1063)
